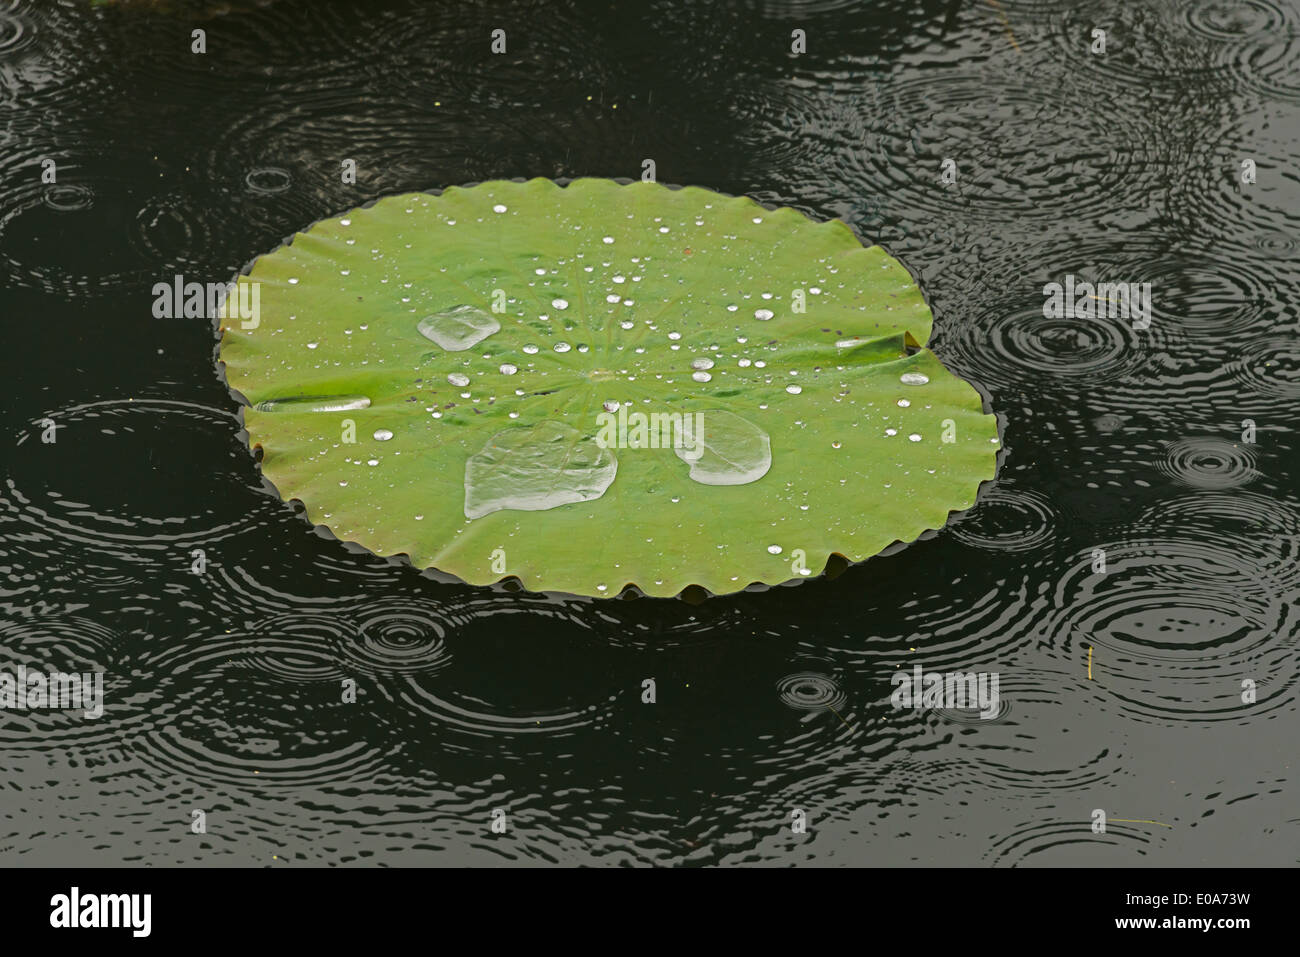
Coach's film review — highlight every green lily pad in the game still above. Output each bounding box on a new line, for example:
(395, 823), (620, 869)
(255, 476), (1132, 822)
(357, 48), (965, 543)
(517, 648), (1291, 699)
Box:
(218, 178), (999, 597)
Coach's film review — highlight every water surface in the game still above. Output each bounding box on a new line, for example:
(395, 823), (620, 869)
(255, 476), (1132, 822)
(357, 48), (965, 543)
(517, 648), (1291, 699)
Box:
(1, 0), (1298, 866)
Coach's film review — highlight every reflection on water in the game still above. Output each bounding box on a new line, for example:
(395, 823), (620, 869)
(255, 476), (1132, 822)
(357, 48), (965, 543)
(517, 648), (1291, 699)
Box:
(1, 0), (1299, 865)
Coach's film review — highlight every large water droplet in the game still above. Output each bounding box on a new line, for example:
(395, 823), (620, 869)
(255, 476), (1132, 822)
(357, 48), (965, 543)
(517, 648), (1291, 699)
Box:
(691, 358), (715, 371)
(417, 305), (501, 351)
(255, 394), (371, 412)
(464, 421), (618, 520)
(447, 372), (470, 387)
(673, 409), (772, 486)
(754, 309), (774, 321)
(373, 429), (394, 441)
(900, 372), (930, 385)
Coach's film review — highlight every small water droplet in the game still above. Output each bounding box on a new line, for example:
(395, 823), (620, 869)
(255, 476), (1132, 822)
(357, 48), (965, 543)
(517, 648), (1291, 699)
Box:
(897, 398), (911, 407)
(523, 344), (539, 354)
(909, 433), (922, 442)
(493, 204), (507, 213)
(602, 236), (614, 244)
(691, 358), (715, 371)
(755, 309), (774, 321)
(499, 363), (518, 375)
(554, 342), (571, 353)
(373, 429), (394, 441)
(692, 371), (712, 382)
(900, 372), (930, 385)
(786, 384), (802, 394)
(767, 544), (782, 554)
(552, 298), (569, 310)
(448, 372), (470, 387)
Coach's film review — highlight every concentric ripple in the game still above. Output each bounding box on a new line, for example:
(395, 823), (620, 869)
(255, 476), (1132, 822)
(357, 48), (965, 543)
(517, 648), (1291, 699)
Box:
(842, 567), (1047, 672)
(1140, 255), (1276, 340)
(1219, 15), (1300, 103)
(1181, 0), (1287, 39)
(0, 616), (154, 751)
(0, 146), (165, 295)
(1049, 540), (1285, 660)
(3, 399), (266, 557)
(1138, 490), (1300, 589)
(130, 188), (255, 275)
(135, 721), (391, 792)
(984, 817), (1159, 867)
(941, 297), (1154, 397)
(1169, 132), (1300, 247)
(333, 599), (452, 677)
(856, 67), (1159, 223)
(1052, 3), (1229, 89)
(1231, 339), (1300, 399)
(1156, 436), (1258, 490)
(948, 486), (1056, 552)
(0, 10), (33, 58)
(1040, 538), (1297, 722)
(141, 615), (351, 685)
(776, 671), (847, 712)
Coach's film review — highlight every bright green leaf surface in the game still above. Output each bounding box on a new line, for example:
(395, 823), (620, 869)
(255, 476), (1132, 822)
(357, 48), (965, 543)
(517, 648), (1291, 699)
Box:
(219, 178), (999, 597)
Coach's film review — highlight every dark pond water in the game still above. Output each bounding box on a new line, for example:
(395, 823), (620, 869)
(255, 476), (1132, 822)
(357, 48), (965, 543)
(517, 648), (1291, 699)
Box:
(2, 0), (1298, 866)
